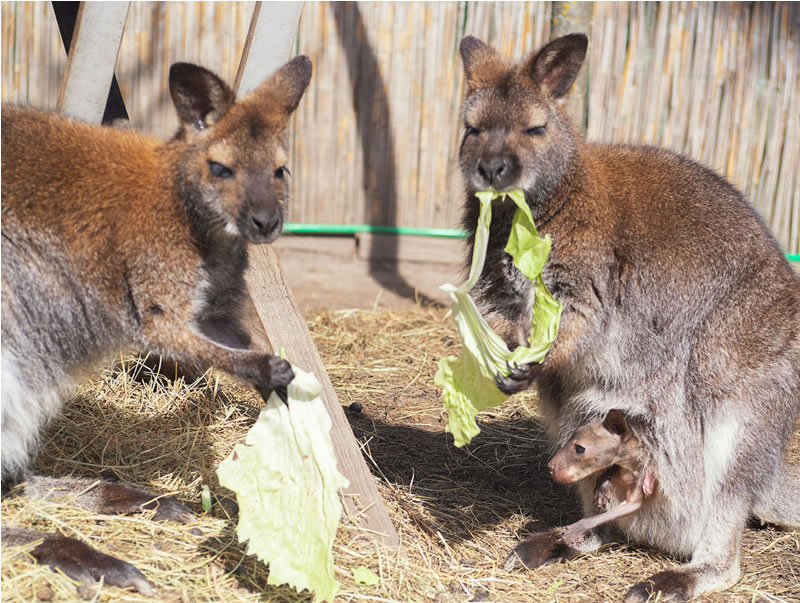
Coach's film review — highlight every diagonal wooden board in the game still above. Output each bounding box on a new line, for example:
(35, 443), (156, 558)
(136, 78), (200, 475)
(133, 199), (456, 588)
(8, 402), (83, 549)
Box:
(235, 2), (400, 547)
(56, 0), (399, 547)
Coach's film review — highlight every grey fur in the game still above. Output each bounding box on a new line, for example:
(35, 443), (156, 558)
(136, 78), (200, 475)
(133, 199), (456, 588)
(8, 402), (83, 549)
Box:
(458, 33), (800, 600)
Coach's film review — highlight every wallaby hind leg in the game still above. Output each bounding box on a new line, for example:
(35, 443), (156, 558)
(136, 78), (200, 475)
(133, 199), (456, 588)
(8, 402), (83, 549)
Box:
(4, 474), (195, 596)
(22, 474), (196, 523)
(2, 525), (153, 596)
(625, 501), (746, 602)
(752, 462), (800, 528)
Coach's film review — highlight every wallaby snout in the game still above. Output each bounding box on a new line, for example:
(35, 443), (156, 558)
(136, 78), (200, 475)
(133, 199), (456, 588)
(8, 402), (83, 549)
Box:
(244, 203), (282, 243)
(239, 172), (284, 243)
(476, 155), (520, 190)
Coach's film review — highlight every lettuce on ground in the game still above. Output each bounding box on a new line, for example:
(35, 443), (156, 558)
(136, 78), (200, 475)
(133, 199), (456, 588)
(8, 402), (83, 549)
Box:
(436, 190), (562, 447)
(217, 363), (349, 602)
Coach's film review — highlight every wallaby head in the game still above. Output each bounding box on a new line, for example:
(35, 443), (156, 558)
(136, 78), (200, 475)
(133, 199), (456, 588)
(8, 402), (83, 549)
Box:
(168, 55), (312, 244)
(548, 409), (635, 484)
(458, 33), (587, 211)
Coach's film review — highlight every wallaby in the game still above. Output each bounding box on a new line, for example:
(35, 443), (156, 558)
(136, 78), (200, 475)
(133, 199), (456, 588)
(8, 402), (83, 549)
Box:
(1, 55), (312, 595)
(547, 410), (657, 548)
(457, 32), (800, 601)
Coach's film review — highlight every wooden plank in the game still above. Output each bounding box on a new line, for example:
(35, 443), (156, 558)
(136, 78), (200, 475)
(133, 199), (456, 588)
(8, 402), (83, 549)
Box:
(56, 1), (129, 123)
(235, 3), (400, 547)
(244, 244), (400, 546)
(355, 233), (462, 265)
(234, 1), (303, 96)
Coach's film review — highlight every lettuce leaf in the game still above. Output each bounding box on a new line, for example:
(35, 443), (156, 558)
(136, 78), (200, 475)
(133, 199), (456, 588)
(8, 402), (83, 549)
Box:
(216, 362), (349, 602)
(436, 189), (562, 447)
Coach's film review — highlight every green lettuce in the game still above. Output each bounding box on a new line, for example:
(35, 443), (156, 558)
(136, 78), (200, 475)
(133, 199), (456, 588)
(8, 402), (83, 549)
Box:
(216, 361), (349, 602)
(435, 190), (562, 447)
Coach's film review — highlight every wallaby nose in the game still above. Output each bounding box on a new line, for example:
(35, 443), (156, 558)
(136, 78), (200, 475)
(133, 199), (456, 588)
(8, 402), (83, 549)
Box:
(477, 157), (509, 186)
(248, 206), (281, 240)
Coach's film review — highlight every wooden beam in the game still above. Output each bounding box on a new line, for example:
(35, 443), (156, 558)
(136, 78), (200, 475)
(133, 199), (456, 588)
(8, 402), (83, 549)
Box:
(56, 1), (129, 123)
(236, 2), (400, 546)
(234, 2), (304, 96)
(245, 245), (400, 545)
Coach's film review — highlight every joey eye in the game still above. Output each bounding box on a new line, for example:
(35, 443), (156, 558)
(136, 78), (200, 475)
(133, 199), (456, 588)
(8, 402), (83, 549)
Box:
(574, 444), (585, 454)
(464, 125), (480, 137)
(208, 161), (233, 179)
(274, 166), (291, 180)
(524, 125), (547, 136)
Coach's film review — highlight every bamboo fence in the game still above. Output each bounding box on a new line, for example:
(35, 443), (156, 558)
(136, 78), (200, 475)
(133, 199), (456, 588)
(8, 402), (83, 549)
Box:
(2, 1), (798, 253)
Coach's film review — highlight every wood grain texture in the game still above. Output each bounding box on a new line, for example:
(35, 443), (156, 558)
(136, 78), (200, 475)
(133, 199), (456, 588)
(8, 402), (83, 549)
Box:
(244, 244), (400, 546)
(56, 2), (129, 123)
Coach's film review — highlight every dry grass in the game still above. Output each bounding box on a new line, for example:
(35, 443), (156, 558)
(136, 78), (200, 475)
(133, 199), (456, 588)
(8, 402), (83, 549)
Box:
(2, 307), (799, 602)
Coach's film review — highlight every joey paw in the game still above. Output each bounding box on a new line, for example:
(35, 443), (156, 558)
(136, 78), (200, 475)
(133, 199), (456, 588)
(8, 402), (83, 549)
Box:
(494, 361), (535, 395)
(33, 534), (153, 596)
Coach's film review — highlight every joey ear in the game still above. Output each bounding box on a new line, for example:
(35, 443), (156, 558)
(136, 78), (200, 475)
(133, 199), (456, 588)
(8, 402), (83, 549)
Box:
(528, 33), (588, 99)
(603, 409), (629, 436)
(169, 63), (236, 132)
(459, 35), (507, 90)
(246, 55), (312, 116)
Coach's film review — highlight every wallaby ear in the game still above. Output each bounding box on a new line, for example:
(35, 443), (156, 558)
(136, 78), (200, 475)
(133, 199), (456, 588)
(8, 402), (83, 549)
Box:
(245, 55), (313, 116)
(459, 35), (507, 90)
(169, 63), (236, 132)
(527, 33), (588, 99)
(603, 409), (629, 437)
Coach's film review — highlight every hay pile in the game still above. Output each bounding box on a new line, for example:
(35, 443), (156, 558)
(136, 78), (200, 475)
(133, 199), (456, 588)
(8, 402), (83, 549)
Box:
(2, 307), (798, 602)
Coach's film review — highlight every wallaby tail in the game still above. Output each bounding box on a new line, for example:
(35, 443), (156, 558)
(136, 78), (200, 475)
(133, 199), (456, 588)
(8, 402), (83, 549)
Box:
(753, 462), (800, 528)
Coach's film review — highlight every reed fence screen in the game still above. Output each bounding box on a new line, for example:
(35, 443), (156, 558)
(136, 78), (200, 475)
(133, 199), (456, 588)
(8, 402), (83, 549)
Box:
(2, 1), (797, 253)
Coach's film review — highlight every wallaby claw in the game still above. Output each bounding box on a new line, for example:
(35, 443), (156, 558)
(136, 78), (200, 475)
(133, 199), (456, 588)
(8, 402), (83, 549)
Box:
(275, 385), (289, 405)
(494, 361), (534, 395)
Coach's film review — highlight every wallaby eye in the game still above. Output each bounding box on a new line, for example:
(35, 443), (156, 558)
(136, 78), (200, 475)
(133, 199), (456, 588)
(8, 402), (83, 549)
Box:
(575, 444), (585, 454)
(274, 166), (291, 180)
(524, 125), (547, 136)
(208, 161), (233, 179)
(464, 125), (480, 137)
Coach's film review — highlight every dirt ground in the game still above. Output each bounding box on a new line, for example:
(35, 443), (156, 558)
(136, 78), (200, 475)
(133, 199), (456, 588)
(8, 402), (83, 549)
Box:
(272, 234), (463, 313)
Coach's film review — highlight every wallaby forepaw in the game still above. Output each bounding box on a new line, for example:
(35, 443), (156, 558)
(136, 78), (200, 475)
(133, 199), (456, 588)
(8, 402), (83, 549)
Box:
(624, 570), (695, 602)
(33, 534), (154, 596)
(494, 361), (535, 395)
(268, 356), (295, 387)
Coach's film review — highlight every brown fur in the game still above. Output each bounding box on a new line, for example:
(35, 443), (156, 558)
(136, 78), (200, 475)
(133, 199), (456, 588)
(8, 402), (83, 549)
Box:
(458, 33), (800, 601)
(1, 56), (312, 595)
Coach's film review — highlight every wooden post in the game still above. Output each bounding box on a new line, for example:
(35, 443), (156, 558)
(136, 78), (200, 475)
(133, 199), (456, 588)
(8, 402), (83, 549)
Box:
(236, 2), (401, 547)
(551, 1), (593, 134)
(56, 1), (129, 123)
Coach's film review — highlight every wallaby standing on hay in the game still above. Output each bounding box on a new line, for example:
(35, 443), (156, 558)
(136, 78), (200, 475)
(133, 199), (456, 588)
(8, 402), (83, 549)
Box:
(457, 32), (800, 601)
(1, 55), (312, 595)
(547, 410), (657, 547)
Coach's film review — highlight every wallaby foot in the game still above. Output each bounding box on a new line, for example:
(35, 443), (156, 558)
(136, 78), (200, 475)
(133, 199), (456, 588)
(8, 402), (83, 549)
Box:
(33, 533), (154, 596)
(625, 569), (695, 602)
(3, 526), (152, 596)
(23, 475), (195, 524)
(624, 561), (742, 603)
(502, 528), (579, 570)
